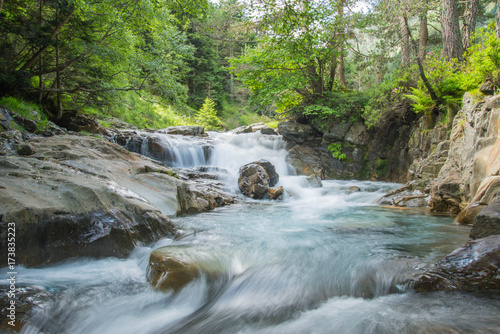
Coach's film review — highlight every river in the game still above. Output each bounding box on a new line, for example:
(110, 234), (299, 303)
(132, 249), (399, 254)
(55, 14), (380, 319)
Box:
(4, 130), (500, 333)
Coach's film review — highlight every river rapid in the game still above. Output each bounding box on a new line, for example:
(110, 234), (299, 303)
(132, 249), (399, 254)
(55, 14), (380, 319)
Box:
(4, 131), (500, 334)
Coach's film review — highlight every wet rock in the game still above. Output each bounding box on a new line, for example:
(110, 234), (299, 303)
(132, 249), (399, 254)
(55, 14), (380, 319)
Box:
(176, 182), (235, 215)
(348, 186), (361, 192)
(469, 200), (500, 239)
(238, 160), (279, 199)
(147, 246), (223, 292)
(159, 126), (205, 136)
(238, 164), (270, 199)
(414, 235), (500, 292)
(278, 122), (317, 144)
(268, 186), (284, 200)
(306, 174), (323, 188)
(0, 135), (235, 266)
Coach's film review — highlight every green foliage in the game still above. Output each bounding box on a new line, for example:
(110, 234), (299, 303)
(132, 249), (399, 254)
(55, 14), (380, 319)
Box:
(0, 96), (49, 131)
(328, 143), (346, 161)
(459, 23), (500, 91)
(304, 90), (369, 130)
(195, 97), (223, 130)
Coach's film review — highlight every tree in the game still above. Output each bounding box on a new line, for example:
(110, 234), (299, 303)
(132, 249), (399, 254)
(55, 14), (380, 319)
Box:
(0, 0), (202, 120)
(442, 0), (464, 61)
(461, 0), (479, 51)
(195, 97), (223, 129)
(231, 0), (359, 117)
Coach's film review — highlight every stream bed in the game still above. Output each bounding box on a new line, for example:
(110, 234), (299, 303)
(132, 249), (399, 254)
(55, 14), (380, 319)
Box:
(3, 131), (500, 333)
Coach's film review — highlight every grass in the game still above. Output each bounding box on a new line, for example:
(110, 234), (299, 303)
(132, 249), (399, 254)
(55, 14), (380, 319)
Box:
(0, 96), (50, 131)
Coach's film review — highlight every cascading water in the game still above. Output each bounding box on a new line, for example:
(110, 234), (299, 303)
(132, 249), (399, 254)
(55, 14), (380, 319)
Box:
(4, 130), (500, 334)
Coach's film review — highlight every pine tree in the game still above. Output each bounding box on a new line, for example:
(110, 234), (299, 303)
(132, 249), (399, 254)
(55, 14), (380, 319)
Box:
(195, 97), (222, 130)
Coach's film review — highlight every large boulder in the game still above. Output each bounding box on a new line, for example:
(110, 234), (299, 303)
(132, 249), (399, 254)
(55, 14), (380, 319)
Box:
(0, 155), (176, 266)
(414, 235), (500, 292)
(238, 160), (279, 199)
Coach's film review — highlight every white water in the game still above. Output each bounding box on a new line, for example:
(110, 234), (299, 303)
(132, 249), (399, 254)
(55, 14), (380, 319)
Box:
(3, 130), (500, 333)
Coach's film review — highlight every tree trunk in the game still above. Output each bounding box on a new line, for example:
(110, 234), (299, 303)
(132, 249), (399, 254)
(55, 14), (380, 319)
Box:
(400, 15), (411, 66)
(19, 6), (74, 72)
(418, 10), (428, 61)
(441, 0), (463, 61)
(461, 0), (479, 50)
(337, 1), (346, 87)
(403, 16), (443, 106)
(496, 0), (500, 39)
(55, 8), (62, 120)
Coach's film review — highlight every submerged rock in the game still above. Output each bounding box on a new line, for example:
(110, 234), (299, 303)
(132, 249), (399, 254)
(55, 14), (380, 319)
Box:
(238, 160), (279, 199)
(306, 174), (323, 188)
(147, 246), (223, 292)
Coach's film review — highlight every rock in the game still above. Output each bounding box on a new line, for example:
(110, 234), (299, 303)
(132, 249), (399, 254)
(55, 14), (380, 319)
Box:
(238, 164), (270, 199)
(254, 159), (279, 186)
(12, 114), (37, 132)
(322, 120), (352, 142)
(57, 110), (103, 133)
(480, 80), (495, 95)
(278, 122), (317, 144)
(238, 160), (279, 199)
(348, 186), (361, 192)
(344, 121), (369, 145)
(414, 235), (500, 292)
(176, 182), (235, 215)
(0, 107), (12, 130)
(453, 203), (485, 225)
(260, 127), (277, 135)
(469, 201), (500, 239)
(16, 143), (36, 156)
(147, 246), (223, 292)
(0, 135), (235, 266)
(159, 126), (205, 136)
(306, 174), (323, 188)
(0, 130), (23, 155)
(230, 125), (253, 134)
(268, 186), (284, 200)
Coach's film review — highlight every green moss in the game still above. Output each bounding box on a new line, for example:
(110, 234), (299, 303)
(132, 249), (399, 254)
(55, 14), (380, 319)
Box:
(375, 158), (388, 178)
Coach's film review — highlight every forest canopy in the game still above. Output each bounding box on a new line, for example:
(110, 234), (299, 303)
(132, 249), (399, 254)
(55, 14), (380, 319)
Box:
(0, 0), (499, 130)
